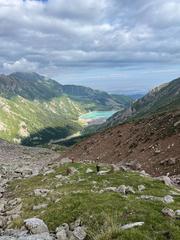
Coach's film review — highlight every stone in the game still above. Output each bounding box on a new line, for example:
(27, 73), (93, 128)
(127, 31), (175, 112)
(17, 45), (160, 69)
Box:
(0, 216), (7, 229)
(120, 222), (144, 230)
(34, 189), (50, 197)
(56, 224), (69, 240)
(67, 167), (78, 176)
(32, 204), (48, 211)
(73, 227), (86, 240)
(138, 185), (146, 192)
(162, 176), (173, 187)
(175, 210), (180, 216)
(97, 170), (110, 176)
(140, 195), (163, 202)
(60, 158), (72, 164)
(162, 208), (175, 218)
(0, 203), (5, 212)
(163, 195), (174, 204)
(24, 218), (49, 234)
(117, 185), (135, 195)
(86, 168), (94, 174)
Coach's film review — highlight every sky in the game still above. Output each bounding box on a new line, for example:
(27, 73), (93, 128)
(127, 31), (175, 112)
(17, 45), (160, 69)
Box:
(0, 0), (180, 94)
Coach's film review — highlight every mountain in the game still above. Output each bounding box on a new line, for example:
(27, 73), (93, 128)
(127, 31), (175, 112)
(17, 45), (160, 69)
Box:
(105, 77), (180, 127)
(66, 110), (180, 177)
(0, 72), (127, 145)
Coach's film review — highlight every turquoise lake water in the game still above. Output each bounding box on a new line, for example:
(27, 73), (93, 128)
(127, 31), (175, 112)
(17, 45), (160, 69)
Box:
(80, 110), (116, 120)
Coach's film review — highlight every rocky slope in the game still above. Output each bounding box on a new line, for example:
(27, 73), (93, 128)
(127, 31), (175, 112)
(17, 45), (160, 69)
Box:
(105, 77), (180, 127)
(0, 72), (129, 145)
(66, 110), (180, 177)
(0, 156), (180, 239)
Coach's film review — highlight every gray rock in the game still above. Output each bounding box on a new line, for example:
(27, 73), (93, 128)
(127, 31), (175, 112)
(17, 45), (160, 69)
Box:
(163, 195), (174, 204)
(120, 222), (144, 230)
(34, 189), (50, 197)
(0, 216), (7, 229)
(73, 227), (86, 240)
(138, 185), (146, 192)
(140, 195), (163, 202)
(56, 224), (69, 240)
(32, 204), (48, 211)
(60, 158), (72, 164)
(175, 210), (180, 216)
(24, 218), (49, 235)
(162, 208), (175, 218)
(86, 168), (94, 174)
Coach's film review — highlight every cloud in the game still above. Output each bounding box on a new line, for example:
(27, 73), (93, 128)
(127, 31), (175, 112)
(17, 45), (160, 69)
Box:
(3, 58), (38, 73)
(0, 0), (180, 91)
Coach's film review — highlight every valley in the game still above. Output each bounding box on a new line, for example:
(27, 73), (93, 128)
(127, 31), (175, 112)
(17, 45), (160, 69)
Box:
(0, 72), (130, 146)
(0, 75), (179, 240)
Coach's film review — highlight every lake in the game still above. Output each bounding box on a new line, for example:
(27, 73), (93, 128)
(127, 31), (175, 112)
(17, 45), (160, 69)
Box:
(79, 110), (117, 125)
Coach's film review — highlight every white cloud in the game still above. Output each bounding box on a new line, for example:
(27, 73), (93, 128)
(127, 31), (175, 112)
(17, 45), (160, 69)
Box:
(3, 58), (38, 73)
(0, 0), (180, 77)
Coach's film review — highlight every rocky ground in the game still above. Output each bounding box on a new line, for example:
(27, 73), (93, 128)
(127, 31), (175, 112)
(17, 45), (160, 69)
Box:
(66, 111), (180, 177)
(0, 158), (180, 240)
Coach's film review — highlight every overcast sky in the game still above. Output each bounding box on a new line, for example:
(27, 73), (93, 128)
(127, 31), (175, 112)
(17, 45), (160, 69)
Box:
(0, 0), (180, 93)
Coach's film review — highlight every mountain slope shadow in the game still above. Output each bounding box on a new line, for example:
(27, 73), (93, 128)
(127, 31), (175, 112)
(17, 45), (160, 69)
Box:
(21, 126), (77, 146)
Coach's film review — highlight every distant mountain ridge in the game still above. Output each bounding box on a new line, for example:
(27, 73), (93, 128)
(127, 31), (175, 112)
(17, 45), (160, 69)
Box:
(105, 77), (180, 127)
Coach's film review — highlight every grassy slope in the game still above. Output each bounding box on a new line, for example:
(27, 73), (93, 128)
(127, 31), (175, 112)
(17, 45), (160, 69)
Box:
(0, 95), (85, 143)
(8, 163), (180, 240)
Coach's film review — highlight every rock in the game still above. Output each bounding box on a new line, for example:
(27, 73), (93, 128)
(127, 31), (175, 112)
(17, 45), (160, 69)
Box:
(60, 158), (72, 164)
(162, 176), (173, 187)
(8, 198), (21, 207)
(138, 185), (146, 192)
(24, 218), (49, 234)
(111, 165), (120, 172)
(86, 168), (94, 174)
(162, 208), (175, 218)
(56, 223), (69, 240)
(19, 233), (53, 240)
(6, 204), (22, 216)
(163, 195), (174, 204)
(97, 170), (110, 176)
(120, 222), (144, 230)
(174, 120), (180, 127)
(0, 203), (5, 212)
(43, 170), (55, 176)
(34, 189), (50, 197)
(73, 226), (86, 240)
(175, 210), (180, 216)
(67, 167), (78, 176)
(0, 216), (7, 229)
(117, 185), (135, 194)
(140, 195), (163, 202)
(32, 204), (48, 211)
(160, 158), (176, 166)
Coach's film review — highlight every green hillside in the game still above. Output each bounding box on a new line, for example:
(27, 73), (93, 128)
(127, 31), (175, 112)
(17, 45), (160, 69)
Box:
(0, 72), (128, 145)
(105, 78), (180, 127)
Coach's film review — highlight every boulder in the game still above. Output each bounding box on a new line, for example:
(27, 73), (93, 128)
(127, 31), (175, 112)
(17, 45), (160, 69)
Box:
(24, 218), (49, 235)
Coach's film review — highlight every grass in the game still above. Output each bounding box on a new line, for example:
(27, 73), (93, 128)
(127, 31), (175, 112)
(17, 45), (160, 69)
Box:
(8, 163), (180, 239)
